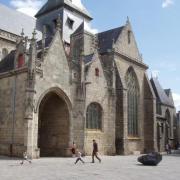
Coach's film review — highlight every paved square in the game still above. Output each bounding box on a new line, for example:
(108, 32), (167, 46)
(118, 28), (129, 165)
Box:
(0, 155), (180, 180)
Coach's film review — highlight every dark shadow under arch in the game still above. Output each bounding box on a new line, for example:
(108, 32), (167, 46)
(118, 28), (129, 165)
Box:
(38, 92), (70, 157)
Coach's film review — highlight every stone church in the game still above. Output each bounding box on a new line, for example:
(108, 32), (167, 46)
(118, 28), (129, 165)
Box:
(0, 0), (176, 158)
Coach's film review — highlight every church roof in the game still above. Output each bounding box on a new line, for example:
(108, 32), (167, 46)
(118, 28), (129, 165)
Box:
(84, 54), (94, 64)
(37, 36), (53, 50)
(72, 22), (84, 36)
(150, 77), (174, 107)
(0, 3), (36, 37)
(0, 50), (15, 73)
(97, 26), (124, 54)
(164, 89), (171, 96)
(35, 0), (92, 20)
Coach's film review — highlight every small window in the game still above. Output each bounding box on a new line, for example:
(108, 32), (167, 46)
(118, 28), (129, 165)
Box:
(86, 103), (102, 130)
(128, 30), (131, 44)
(53, 19), (58, 28)
(95, 68), (99, 76)
(66, 17), (74, 29)
(17, 54), (24, 68)
(2, 48), (8, 59)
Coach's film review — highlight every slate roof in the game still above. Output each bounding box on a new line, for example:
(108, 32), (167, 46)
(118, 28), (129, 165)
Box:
(150, 77), (174, 107)
(97, 26), (124, 54)
(84, 54), (94, 64)
(164, 89), (171, 96)
(35, 0), (92, 20)
(37, 36), (53, 49)
(0, 3), (36, 37)
(0, 50), (15, 73)
(72, 22), (84, 36)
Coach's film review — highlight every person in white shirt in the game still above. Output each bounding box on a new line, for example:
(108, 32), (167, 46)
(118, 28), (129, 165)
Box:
(20, 151), (32, 165)
(74, 149), (85, 164)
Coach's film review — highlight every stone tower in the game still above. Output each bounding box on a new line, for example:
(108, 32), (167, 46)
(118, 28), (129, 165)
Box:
(35, 0), (92, 43)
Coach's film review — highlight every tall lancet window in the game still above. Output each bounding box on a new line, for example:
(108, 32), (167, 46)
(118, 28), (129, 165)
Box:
(125, 67), (139, 137)
(86, 103), (102, 130)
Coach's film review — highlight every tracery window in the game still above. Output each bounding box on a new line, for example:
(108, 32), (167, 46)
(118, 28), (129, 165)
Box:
(125, 67), (139, 136)
(86, 103), (102, 130)
(165, 110), (171, 137)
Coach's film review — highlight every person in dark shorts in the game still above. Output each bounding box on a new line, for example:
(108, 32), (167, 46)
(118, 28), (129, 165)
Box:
(20, 151), (32, 165)
(71, 141), (76, 157)
(92, 139), (101, 163)
(74, 149), (85, 164)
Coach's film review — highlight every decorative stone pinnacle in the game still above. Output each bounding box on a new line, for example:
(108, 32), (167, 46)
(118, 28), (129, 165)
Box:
(56, 14), (61, 31)
(126, 16), (130, 24)
(21, 28), (24, 37)
(32, 29), (37, 40)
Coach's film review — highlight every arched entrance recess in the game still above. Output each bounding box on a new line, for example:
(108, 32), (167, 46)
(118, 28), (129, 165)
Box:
(38, 91), (70, 157)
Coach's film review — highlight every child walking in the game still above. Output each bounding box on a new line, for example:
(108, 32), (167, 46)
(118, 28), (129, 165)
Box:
(20, 151), (32, 165)
(74, 149), (85, 164)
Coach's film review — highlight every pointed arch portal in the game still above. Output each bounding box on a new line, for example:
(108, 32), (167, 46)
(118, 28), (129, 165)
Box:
(38, 92), (70, 157)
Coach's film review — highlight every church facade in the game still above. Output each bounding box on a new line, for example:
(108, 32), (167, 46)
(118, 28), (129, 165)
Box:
(0, 0), (176, 158)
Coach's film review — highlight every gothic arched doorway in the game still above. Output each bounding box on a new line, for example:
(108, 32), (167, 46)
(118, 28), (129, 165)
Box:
(38, 92), (70, 157)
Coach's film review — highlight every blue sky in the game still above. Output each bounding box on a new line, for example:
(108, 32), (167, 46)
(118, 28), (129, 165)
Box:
(1, 0), (180, 110)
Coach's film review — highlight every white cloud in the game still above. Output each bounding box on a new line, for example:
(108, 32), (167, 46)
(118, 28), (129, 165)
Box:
(162, 0), (174, 8)
(173, 93), (180, 111)
(84, 22), (98, 34)
(72, 0), (85, 10)
(10, 0), (46, 17)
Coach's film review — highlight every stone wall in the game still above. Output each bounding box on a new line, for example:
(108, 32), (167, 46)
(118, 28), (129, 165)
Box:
(84, 53), (116, 155)
(29, 31), (73, 158)
(115, 54), (147, 154)
(0, 38), (16, 61)
(144, 74), (157, 153)
(0, 70), (27, 157)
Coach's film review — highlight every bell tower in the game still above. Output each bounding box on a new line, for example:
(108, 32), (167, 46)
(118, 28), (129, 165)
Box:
(35, 0), (92, 43)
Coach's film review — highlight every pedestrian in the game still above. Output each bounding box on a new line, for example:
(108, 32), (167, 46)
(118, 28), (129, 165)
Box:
(70, 141), (77, 157)
(168, 143), (172, 154)
(74, 149), (85, 164)
(20, 151), (32, 165)
(92, 139), (101, 163)
(165, 143), (169, 154)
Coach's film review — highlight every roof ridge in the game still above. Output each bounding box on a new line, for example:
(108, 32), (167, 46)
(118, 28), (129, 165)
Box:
(97, 26), (124, 35)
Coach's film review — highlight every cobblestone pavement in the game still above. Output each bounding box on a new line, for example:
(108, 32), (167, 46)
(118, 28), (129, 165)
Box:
(0, 154), (180, 180)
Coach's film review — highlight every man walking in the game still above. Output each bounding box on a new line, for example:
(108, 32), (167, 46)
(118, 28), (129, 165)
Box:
(92, 139), (101, 163)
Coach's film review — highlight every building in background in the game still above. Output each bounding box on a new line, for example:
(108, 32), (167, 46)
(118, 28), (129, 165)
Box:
(176, 111), (180, 144)
(150, 78), (176, 151)
(0, 0), (177, 158)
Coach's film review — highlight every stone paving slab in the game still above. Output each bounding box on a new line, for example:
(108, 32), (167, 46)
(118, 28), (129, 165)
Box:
(0, 155), (180, 180)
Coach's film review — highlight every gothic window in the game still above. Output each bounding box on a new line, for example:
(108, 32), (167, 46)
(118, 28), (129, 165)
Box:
(156, 103), (162, 115)
(86, 103), (102, 130)
(17, 54), (24, 68)
(95, 68), (99, 76)
(125, 67), (139, 136)
(165, 110), (171, 137)
(2, 48), (8, 59)
(72, 40), (82, 62)
(128, 30), (131, 44)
